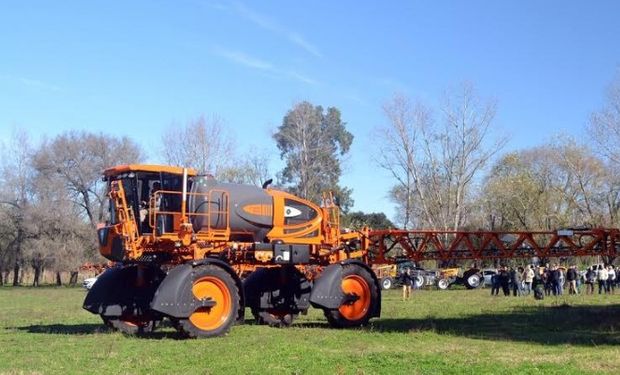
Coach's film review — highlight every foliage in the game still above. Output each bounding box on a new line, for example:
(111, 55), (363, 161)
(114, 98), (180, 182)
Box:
(343, 211), (394, 230)
(274, 101), (354, 210)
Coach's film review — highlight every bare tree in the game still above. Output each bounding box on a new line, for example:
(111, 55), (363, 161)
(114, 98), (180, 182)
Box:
(0, 130), (36, 285)
(33, 131), (143, 228)
(161, 115), (233, 175)
(218, 150), (272, 186)
(589, 75), (620, 164)
(378, 83), (506, 231)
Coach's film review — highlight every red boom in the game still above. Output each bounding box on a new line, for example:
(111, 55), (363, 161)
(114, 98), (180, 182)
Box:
(366, 228), (620, 262)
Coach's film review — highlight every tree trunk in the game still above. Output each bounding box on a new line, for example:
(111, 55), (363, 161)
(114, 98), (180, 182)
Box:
(0, 271), (3, 285)
(12, 263), (20, 286)
(69, 271), (79, 285)
(56, 272), (62, 286)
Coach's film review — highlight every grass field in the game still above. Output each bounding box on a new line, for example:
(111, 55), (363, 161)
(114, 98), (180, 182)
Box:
(1, 286), (620, 375)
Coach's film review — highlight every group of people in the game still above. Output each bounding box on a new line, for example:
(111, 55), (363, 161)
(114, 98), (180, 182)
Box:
(583, 264), (617, 294)
(490, 265), (538, 297)
(491, 263), (618, 298)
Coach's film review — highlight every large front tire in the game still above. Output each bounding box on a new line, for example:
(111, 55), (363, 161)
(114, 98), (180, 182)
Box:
(175, 265), (240, 338)
(324, 264), (379, 328)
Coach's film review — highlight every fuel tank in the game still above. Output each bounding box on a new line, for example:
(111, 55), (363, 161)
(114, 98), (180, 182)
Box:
(188, 176), (323, 243)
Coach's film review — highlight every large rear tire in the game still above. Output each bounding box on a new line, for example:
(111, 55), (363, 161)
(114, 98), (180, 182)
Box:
(175, 265), (240, 338)
(324, 264), (379, 328)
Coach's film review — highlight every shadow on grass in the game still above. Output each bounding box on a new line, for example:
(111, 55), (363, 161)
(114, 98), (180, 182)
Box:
(14, 304), (620, 345)
(14, 323), (182, 340)
(367, 304), (620, 346)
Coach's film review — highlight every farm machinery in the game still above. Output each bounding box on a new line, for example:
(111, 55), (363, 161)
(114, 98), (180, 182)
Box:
(84, 164), (620, 338)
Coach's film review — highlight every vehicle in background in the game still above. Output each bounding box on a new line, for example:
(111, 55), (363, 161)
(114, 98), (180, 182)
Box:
(481, 268), (498, 288)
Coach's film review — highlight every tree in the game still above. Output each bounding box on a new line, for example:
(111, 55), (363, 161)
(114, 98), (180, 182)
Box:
(218, 151), (272, 186)
(0, 130), (36, 286)
(161, 115), (233, 175)
(33, 131), (143, 228)
(589, 75), (620, 165)
(343, 211), (394, 230)
(378, 83), (506, 230)
(274, 101), (354, 209)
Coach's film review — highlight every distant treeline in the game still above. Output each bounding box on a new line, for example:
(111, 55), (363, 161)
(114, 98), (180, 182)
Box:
(1, 78), (619, 285)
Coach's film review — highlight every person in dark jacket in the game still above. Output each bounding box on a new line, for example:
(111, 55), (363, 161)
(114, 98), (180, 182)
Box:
(585, 266), (596, 294)
(566, 265), (578, 295)
(400, 268), (413, 300)
(490, 272), (500, 296)
(499, 267), (511, 296)
(543, 264), (552, 296)
(510, 267), (522, 296)
(532, 267), (545, 300)
(551, 264), (563, 296)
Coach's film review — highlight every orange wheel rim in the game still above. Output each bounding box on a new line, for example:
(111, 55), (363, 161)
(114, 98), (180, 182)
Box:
(339, 275), (371, 321)
(189, 276), (232, 331)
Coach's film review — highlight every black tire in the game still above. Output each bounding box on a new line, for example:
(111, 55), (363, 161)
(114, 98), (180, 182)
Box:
(324, 264), (379, 328)
(463, 269), (482, 289)
(381, 277), (393, 290)
(413, 275), (424, 289)
(175, 265), (240, 338)
(437, 278), (450, 290)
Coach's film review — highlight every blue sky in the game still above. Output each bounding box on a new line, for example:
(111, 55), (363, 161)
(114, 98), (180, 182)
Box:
(1, 1), (619, 221)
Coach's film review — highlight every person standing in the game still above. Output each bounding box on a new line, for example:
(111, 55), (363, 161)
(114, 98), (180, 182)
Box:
(400, 268), (413, 300)
(566, 265), (578, 295)
(598, 265), (609, 294)
(607, 265), (615, 294)
(585, 266), (596, 295)
(510, 267), (522, 296)
(500, 267), (511, 296)
(491, 271), (500, 296)
(543, 266), (552, 296)
(551, 264), (562, 296)
(523, 265), (534, 295)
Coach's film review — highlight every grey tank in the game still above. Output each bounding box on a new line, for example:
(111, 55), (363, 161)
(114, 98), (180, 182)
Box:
(189, 176), (273, 242)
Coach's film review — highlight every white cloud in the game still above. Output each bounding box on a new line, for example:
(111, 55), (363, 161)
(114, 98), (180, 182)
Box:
(212, 47), (274, 71)
(287, 32), (322, 58)
(230, 2), (323, 58)
(287, 71), (320, 86)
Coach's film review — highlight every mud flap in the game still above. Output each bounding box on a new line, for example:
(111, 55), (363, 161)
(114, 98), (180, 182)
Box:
(309, 260), (381, 318)
(83, 265), (164, 318)
(150, 259), (245, 322)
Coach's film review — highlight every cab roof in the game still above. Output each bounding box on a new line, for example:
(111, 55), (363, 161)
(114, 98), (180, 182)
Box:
(103, 164), (198, 177)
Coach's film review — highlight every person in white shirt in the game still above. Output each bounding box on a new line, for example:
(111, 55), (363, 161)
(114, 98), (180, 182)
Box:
(598, 265), (609, 294)
(607, 265), (616, 294)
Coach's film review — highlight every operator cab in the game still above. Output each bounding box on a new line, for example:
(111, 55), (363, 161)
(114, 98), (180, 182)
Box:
(103, 165), (195, 235)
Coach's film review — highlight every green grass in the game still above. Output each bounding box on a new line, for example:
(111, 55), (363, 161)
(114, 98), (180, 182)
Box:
(1, 286), (620, 375)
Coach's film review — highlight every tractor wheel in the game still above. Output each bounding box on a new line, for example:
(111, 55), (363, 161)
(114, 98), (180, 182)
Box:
(413, 275), (424, 289)
(381, 277), (393, 290)
(464, 272), (482, 289)
(437, 278), (450, 290)
(324, 264), (379, 328)
(175, 265), (240, 338)
(102, 316), (157, 335)
(253, 309), (296, 328)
